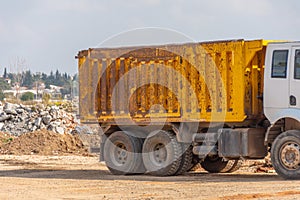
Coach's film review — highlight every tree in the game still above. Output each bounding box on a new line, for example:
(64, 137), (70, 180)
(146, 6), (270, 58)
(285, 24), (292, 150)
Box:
(3, 68), (7, 79)
(22, 70), (33, 88)
(0, 78), (11, 90)
(20, 92), (34, 101)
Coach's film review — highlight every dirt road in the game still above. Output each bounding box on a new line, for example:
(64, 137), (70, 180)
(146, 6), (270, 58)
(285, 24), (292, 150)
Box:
(0, 155), (300, 200)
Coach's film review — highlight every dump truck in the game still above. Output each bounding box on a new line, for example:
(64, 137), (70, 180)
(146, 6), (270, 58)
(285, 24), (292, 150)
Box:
(77, 39), (300, 179)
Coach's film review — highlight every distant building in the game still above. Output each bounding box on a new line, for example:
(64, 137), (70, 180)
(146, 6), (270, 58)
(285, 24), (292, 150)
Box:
(4, 78), (11, 85)
(49, 85), (63, 92)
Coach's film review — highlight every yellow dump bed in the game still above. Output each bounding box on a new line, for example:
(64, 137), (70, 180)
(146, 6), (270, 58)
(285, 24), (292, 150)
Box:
(77, 39), (270, 125)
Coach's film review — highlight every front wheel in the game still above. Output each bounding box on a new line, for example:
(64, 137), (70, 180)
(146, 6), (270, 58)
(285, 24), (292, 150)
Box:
(271, 131), (300, 179)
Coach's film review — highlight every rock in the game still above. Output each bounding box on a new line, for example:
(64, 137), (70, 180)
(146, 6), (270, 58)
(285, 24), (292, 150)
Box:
(35, 117), (42, 127)
(40, 111), (48, 116)
(0, 102), (78, 136)
(4, 109), (17, 115)
(0, 115), (11, 122)
(28, 124), (33, 129)
(42, 115), (52, 125)
(47, 124), (56, 131)
(55, 126), (65, 134)
(0, 122), (4, 130)
(40, 123), (46, 129)
(15, 108), (24, 114)
(4, 102), (17, 110)
(31, 126), (37, 131)
(51, 105), (59, 110)
(51, 121), (61, 126)
(74, 125), (94, 134)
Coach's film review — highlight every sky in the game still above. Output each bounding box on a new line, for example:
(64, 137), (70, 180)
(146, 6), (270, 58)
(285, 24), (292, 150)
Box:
(0, 0), (299, 75)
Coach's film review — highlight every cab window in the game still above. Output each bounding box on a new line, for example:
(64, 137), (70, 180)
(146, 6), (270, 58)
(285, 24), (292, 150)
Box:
(271, 50), (288, 78)
(294, 50), (300, 79)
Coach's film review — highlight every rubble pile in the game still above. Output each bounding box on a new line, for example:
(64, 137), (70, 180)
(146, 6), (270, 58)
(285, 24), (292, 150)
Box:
(0, 102), (78, 136)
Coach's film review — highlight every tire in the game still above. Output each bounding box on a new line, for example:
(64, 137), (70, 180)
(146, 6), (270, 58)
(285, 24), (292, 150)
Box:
(142, 130), (182, 176)
(200, 156), (228, 173)
(223, 159), (243, 173)
(103, 131), (145, 175)
(175, 144), (193, 175)
(187, 155), (201, 172)
(200, 155), (242, 173)
(271, 131), (300, 179)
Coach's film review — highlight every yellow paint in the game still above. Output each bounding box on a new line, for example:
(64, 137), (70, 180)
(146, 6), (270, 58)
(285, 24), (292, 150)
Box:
(77, 39), (281, 124)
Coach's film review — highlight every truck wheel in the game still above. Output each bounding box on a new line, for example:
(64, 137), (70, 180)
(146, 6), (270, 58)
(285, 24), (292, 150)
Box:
(222, 159), (243, 173)
(187, 155), (201, 172)
(103, 131), (145, 175)
(142, 130), (182, 176)
(200, 155), (242, 173)
(175, 144), (193, 175)
(271, 131), (300, 179)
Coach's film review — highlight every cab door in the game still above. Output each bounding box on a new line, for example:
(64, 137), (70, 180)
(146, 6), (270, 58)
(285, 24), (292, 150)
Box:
(264, 45), (290, 110)
(289, 47), (300, 108)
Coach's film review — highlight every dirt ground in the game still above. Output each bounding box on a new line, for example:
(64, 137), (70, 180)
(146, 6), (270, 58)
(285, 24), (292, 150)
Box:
(0, 131), (300, 199)
(0, 155), (300, 200)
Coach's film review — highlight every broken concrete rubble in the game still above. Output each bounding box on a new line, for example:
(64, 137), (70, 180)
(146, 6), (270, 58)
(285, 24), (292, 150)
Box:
(0, 102), (78, 136)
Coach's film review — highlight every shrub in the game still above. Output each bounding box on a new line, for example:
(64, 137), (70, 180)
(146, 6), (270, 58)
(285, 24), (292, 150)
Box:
(42, 93), (51, 105)
(20, 92), (34, 101)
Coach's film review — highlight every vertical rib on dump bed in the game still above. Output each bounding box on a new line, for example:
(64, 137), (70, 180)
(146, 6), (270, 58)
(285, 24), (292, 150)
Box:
(77, 39), (267, 125)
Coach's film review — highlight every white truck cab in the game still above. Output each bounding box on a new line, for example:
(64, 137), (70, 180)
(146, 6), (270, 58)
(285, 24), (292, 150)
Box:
(264, 42), (300, 179)
(264, 42), (300, 124)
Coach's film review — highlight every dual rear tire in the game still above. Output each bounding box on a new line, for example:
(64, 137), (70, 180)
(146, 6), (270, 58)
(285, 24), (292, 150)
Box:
(104, 130), (193, 176)
(104, 130), (241, 176)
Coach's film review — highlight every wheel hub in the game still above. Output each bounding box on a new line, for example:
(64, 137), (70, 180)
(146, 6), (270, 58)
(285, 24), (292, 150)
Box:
(280, 142), (300, 170)
(152, 143), (167, 165)
(114, 143), (128, 165)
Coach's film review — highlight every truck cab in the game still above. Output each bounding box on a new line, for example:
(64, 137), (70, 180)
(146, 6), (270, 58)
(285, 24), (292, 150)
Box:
(264, 42), (300, 179)
(264, 42), (300, 124)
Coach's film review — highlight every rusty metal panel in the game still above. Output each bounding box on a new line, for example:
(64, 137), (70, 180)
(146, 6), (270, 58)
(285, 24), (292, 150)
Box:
(77, 39), (270, 124)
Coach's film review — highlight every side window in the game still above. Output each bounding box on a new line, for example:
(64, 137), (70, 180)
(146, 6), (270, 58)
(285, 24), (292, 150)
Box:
(294, 50), (300, 79)
(271, 50), (288, 78)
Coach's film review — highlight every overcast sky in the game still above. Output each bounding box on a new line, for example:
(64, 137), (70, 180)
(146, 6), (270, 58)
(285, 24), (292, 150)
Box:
(0, 0), (299, 75)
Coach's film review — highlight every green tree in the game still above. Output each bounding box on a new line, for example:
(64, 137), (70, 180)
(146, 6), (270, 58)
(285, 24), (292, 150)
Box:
(0, 78), (11, 90)
(3, 68), (7, 79)
(20, 92), (34, 101)
(22, 70), (33, 88)
(7, 73), (16, 85)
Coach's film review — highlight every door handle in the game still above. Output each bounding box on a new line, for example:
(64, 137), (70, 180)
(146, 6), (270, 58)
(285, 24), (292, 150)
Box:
(290, 95), (297, 106)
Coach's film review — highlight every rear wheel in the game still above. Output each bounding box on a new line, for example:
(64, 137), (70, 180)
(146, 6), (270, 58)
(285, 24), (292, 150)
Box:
(142, 130), (182, 176)
(103, 131), (145, 175)
(223, 159), (243, 173)
(175, 144), (193, 175)
(201, 155), (242, 173)
(271, 131), (300, 179)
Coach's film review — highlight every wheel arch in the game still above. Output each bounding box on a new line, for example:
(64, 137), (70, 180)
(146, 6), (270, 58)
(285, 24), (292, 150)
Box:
(265, 116), (300, 146)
